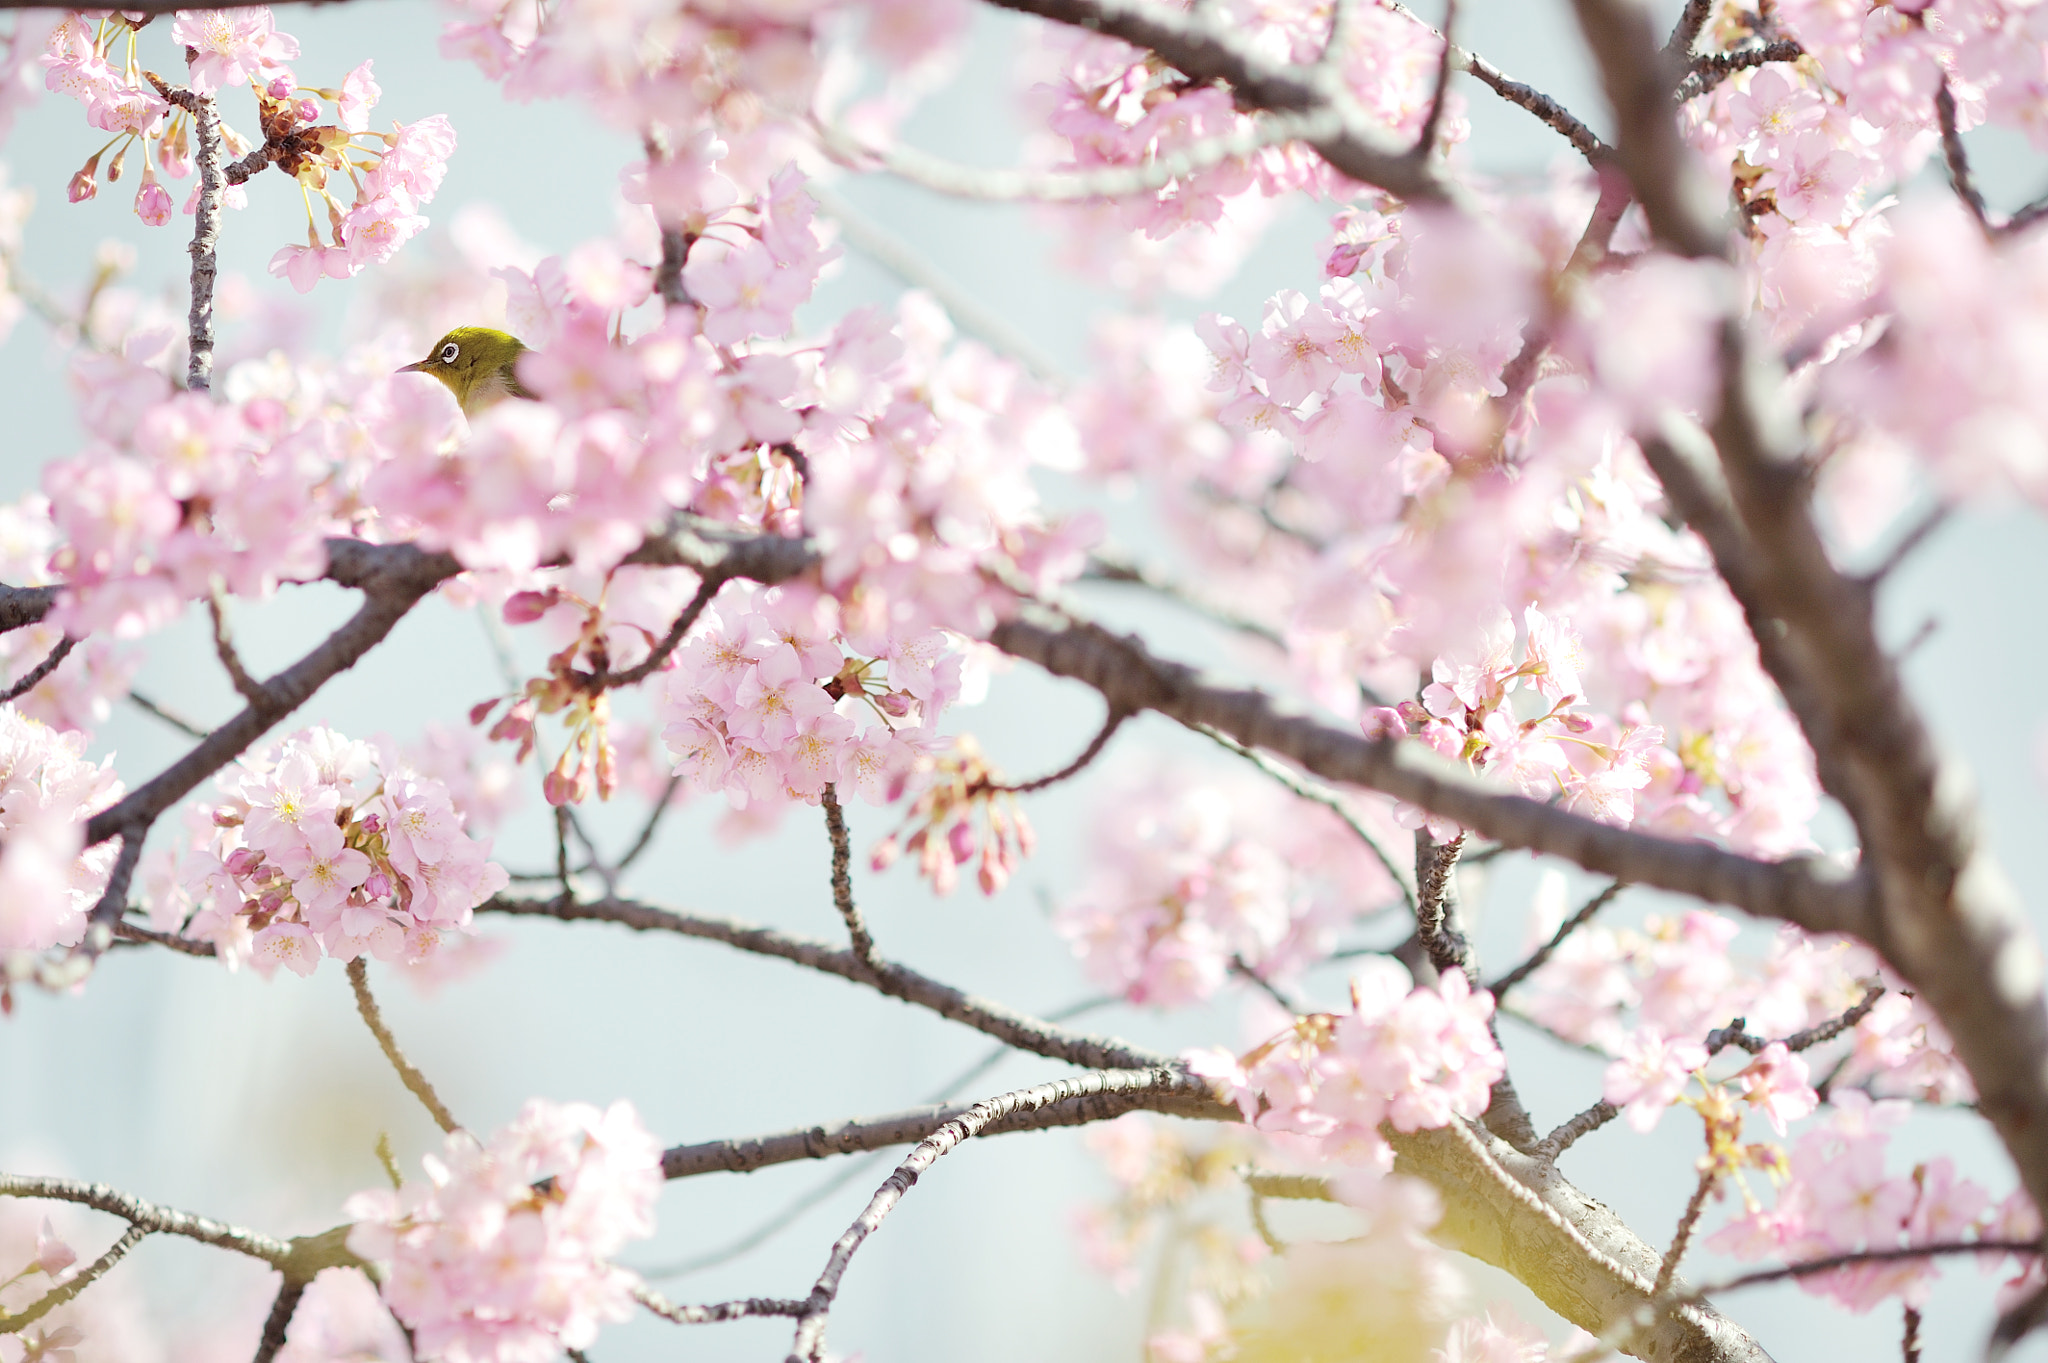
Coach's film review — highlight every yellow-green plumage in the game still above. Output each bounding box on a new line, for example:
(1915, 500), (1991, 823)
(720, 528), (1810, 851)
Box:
(398, 326), (538, 416)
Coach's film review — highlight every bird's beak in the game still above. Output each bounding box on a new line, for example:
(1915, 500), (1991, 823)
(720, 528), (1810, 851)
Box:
(396, 359), (428, 374)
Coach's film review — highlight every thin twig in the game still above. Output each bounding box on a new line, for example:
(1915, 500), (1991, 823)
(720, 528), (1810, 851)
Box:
(1859, 502), (1953, 590)
(987, 706), (1128, 794)
(1673, 39), (1804, 103)
(1936, 81), (1991, 232)
(345, 957), (461, 1134)
(1229, 954), (1302, 1014)
(820, 784), (876, 966)
(1902, 1304), (1921, 1363)
(1413, 0), (1456, 159)
(1381, 0), (1607, 163)
(784, 1069), (1193, 1361)
(1248, 1186), (1286, 1254)
(634, 1285), (807, 1324)
(1653, 1166), (1718, 1297)
(808, 183), (1065, 385)
(0, 635), (75, 704)
(1533, 1100), (1621, 1162)
(613, 773), (684, 876)
(1193, 723), (1418, 914)
(207, 588), (262, 702)
(1080, 553), (1284, 647)
(482, 892), (1161, 1073)
(112, 920), (218, 956)
(0, 1223), (147, 1333)
(1488, 880), (1625, 996)
(125, 687), (210, 738)
(817, 107), (1343, 205)
(1705, 981), (1886, 1055)
(598, 571), (724, 690)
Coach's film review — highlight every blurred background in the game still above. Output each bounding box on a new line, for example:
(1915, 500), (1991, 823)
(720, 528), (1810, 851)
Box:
(2, 1), (2047, 1359)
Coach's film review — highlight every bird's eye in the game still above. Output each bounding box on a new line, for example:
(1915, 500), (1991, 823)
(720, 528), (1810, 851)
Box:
(439, 342), (460, 363)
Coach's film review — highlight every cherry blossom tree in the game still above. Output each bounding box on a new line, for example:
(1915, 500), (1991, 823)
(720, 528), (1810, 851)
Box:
(4, 0), (2048, 1360)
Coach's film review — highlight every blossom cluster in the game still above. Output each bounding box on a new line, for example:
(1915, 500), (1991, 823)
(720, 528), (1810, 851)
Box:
(1710, 1092), (2039, 1314)
(1055, 765), (1401, 1007)
(156, 725), (508, 977)
(1189, 962), (1504, 1168)
(42, 9), (452, 286)
(0, 706), (121, 970)
(441, 0), (964, 178)
(1510, 890), (1971, 1107)
(653, 584), (953, 811)
(345, 1099), (662, 1363)
(1075, 212), (1824, 858)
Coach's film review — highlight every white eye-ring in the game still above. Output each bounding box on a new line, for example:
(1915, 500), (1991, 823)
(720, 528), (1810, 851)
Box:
(439, 341), (460, 363)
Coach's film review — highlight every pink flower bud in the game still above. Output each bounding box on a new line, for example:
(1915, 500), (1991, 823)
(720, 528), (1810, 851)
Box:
(359, 813), (383, 834)
(295, 98), (320, 124)
(225, 847), (265, 877)
(469, 697), (503, 726)
(67, 165), (97, 203)
(365, 871), (392, 899)
(1013, 808), (1037, 858)
(876, 692), (914, 717)
(977, 849), (1007, 896)
(947, 818), (976, 865)
(134, 177), (172, 227)
(266, 76), (294, 98)
(543, 769), (574, 806)
(1361, 706), (1406, 741)
(503, 590), (560, 624)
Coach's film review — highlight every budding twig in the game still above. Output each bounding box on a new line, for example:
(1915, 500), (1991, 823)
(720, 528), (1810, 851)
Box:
(821, 784), (877, 967)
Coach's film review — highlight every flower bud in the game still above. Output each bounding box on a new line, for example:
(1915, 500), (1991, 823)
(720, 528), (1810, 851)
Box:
(869, 835), (899, 872)
(67, 153), (100, 203)
(947, 818), (976, 865)
(503, 590), (560, 624)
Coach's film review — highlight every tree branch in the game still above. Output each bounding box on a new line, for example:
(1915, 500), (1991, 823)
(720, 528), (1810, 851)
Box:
(0, 1223), (147, 1334)
(1936, 80), (1991, 232)
(0, 636), (75, 705)
(345, 957), (461, 1134)
(975, 0), (1448, 200)
(0, 1174), (361, 1280)
(249, 1276), (307, 1363)
(660, 1082), (1232, 1179)
(986, 610), (1869, 936)
(819, 785), (876, 966)
(143, 79), (224, 391)
(479, 892), (1161, 1071)
(1489, 880), (1625, 996)
(1569, 0), (2048, 1242)
(634, 1285), (807, 1324)
(1533, 1099), (1620, 1161)
(987, 705), (1128, 794)
(784, 1068), (1194, 1361)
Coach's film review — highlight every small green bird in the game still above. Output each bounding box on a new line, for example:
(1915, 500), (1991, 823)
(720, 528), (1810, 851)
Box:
(397, 326), (538, 416)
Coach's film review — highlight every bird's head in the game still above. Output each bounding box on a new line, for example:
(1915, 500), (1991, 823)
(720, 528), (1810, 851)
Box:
(398, 326), (534, 415)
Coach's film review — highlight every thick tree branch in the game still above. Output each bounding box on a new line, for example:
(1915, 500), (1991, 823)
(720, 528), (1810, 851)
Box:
(987, 611), (1869, 936)
(1569, 0), (2048, 1244)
